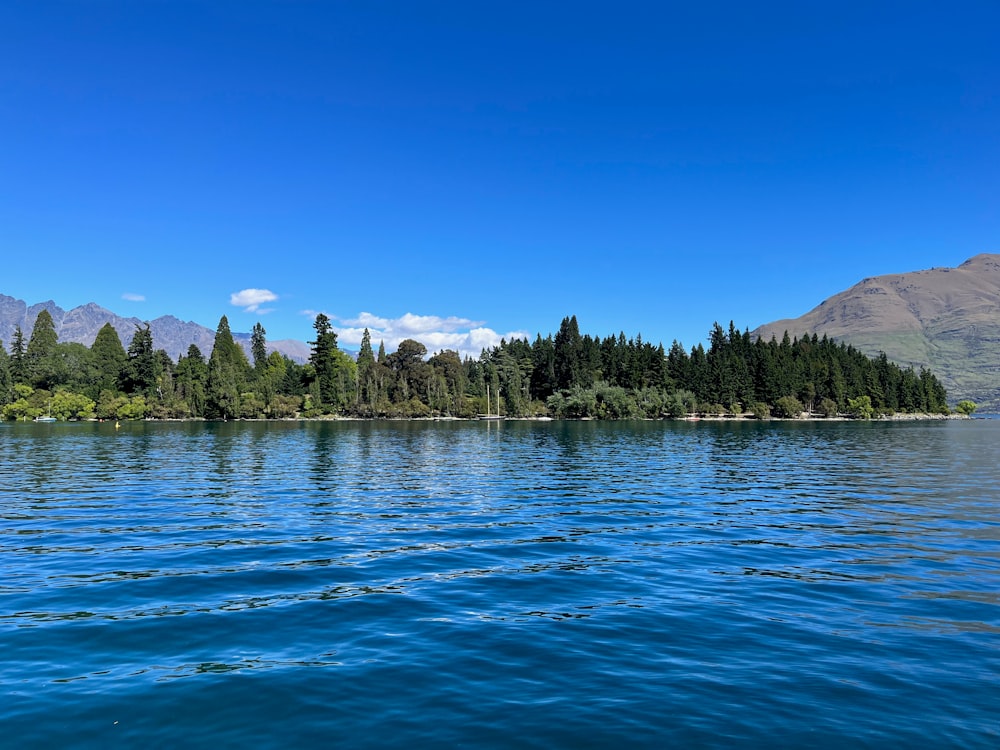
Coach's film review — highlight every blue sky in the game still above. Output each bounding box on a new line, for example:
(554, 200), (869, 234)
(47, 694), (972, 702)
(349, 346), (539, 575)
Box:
(2, 1), (998, 357)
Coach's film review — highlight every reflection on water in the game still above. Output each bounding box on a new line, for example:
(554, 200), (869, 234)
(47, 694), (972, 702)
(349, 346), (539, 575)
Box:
(1, 420), (998, 748)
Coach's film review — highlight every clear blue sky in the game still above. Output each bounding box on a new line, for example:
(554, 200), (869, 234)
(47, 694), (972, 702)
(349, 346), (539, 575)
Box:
(2, 1), (998, 356)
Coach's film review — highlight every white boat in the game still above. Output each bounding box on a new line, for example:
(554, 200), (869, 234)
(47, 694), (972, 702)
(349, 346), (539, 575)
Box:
(34, 401), (56, 422)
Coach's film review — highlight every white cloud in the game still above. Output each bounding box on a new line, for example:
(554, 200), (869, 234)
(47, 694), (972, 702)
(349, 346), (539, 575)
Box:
(230, 288), (278, 313)
(122, 293), (145, 302)
(333, 312), (529, 360)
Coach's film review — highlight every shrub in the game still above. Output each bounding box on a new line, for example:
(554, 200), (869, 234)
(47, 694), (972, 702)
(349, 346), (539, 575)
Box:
(847, 395), (874, 420)
(955, 400), (977, 416)
(817, 397), (838, 418)
(773, 395), (804, 419)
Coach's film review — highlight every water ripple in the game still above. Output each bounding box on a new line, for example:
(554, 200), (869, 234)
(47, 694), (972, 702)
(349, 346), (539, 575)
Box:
(1, 420), (999, 747)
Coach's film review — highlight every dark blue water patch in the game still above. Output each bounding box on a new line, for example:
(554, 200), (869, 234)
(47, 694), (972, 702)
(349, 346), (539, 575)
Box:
(1, 420), (998, 748)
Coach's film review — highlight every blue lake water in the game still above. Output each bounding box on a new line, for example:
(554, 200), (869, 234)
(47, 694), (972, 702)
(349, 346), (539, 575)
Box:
(1, 419), (998, 748)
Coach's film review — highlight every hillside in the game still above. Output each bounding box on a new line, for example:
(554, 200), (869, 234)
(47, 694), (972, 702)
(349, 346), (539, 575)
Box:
(0, 295), (310, 363)
(753, 254), (1000, 411)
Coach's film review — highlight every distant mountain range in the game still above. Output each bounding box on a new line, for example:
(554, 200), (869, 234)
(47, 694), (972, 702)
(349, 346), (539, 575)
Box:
(0, 295), (311, 363)
(753, 253), (1000, 412)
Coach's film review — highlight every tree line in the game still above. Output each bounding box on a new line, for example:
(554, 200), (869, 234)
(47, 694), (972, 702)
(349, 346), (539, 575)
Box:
(0, 311), (950, 421)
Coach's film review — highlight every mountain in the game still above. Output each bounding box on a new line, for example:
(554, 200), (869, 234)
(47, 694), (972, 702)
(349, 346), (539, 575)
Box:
(0, 295), (310, 363)
(752, 253), (1000, 411)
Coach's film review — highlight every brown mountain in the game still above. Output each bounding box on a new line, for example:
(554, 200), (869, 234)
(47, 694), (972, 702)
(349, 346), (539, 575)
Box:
(752, 253), (1000, 411)
(0, 295), (310, 363)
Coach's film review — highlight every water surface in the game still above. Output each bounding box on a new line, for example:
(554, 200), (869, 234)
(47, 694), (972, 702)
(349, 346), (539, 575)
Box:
(2, 420), (998, 747)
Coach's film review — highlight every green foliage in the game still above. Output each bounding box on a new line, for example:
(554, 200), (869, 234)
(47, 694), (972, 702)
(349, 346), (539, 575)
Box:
(0, 312), (953, 423)
(121, 324), (160, 397)
(251, 322), (268, 372)
(51, 389), (96, 421)
(26, 310), (60, 389)
(206, 316), (251, 419)
(773, 395), (804, 419)
(847, 395), (874, 420)
(309, 314), (355, 412)
(955, 399), (976, 416)
(817, 397), (839, 418)
(9, 327), (27, 385)
(90, 323), (127, 397)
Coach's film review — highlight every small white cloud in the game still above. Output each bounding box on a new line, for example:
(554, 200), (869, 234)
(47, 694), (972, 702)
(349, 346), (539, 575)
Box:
(231, 288), (278, 313)
(122, 293), (145, 302)
(333, 312), (527, 360)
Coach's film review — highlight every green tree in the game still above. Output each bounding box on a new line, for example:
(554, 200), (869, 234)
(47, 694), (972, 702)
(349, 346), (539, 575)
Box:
(847, 394), (874, 420)
(9, 327), (27, 385)
(309, 313), (343, 411)
(90, 323), (127, 397)
(26, 309), (59, 388)
(175, 345), (208, 417)
(386, 339), (431, 406)
(356, 328), (378, 413)
(773, 395), (804, 419)
(251, 322), (268, 373)
(553, 315), (584, 391)
(206, 316), (250, 419)
(121, 324), (160, 398)
(51, 389), (96, 421)
(955, 400), (977, 416)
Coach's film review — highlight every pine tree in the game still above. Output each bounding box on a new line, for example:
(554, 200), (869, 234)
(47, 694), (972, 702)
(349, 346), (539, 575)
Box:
(357, 328), (377, 411)
(251, 322), (267, 373)
(206, 315), (250, 419)
(9, 326), (27, 385)
(175, 344), (208, 417)
(309, 314), (343, 410)
(90, 323), (127, 396)
(26, 309), (59, 388)
(121, 324), (160, 397)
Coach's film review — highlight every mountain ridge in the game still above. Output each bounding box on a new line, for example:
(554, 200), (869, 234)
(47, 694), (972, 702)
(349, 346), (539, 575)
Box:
(752, 253), (1000, 411)
(0, 295), (310, 363)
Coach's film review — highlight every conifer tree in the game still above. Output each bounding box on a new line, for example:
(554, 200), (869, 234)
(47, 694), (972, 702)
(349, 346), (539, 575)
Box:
(357, 328), (377, 411)
(9, 326), (27, 385)
(90, 323), (127, 396)
(175, 344), (208, 417)
(121, 324), (160, 397)
(206, 315), (250, 419)
(309, 314), (345, 410)
(251, 322), (267, 373)
(26, 309), (59, 388)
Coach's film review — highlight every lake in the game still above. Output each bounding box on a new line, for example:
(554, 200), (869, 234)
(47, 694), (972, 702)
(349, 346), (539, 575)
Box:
(2, 419), (998, 748)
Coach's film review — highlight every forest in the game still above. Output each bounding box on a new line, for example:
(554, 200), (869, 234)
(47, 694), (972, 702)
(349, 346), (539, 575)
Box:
(0, 310), (950, 421)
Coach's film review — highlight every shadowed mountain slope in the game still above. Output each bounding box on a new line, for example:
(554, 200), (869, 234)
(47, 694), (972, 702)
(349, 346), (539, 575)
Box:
(753, 254), (1000, 411)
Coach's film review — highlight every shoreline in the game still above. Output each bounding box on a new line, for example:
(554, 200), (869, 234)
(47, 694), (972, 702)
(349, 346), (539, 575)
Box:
(38, 411), (973, 424)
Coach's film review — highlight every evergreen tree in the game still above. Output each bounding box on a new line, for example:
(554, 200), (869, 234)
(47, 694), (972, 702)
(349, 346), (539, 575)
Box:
(121, 324), (160, 397)
(90, 323), (127, 396)
(530, 334), (557, 401)
(357, 328), (377, 412)
(9, 326), (27, 385)
(206, 315), (250, 419)
(175, 344), (208, 417)
(553, 315), (583, 390)
(26, 309), (59, 388)
(309, 313), (341, 410)
(251, 322), (268, 373)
